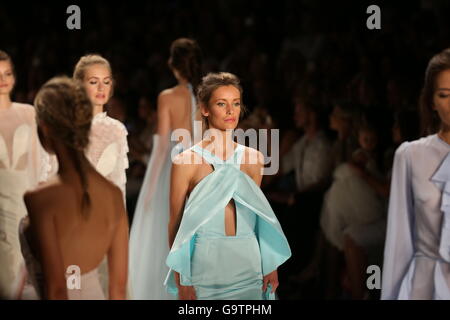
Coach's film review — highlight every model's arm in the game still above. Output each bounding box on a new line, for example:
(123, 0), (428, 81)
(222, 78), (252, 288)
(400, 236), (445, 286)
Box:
(107, 186), (129, 300)
(24, 192), (67, 300)
(168, 152), (196, 299)
(250, 149), (279, 294)
(381, 142), (414, 300)
(168, 155), (192, 247)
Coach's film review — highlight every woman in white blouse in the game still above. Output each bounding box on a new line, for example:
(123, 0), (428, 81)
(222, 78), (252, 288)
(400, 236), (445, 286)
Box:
(382, 48), (450, 299)
(0, 50), (51, 299)
(73, 55), (129, 199)
(73, 54), (129, 297)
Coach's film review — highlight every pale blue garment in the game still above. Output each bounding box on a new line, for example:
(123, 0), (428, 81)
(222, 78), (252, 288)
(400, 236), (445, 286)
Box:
(165, 143), (291, 300)
(382, 134), (450, 299)
(129, 84), (197, 300)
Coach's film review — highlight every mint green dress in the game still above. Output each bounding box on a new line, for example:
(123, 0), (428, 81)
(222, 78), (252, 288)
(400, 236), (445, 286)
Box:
(164, 143), (291, 300)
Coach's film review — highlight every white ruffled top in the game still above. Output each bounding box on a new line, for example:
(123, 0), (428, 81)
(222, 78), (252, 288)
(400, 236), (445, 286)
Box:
(86, 112), (129, 200)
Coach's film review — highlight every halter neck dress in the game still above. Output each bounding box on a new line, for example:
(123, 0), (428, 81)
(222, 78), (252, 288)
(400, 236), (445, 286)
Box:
(165, 143), (291, 299)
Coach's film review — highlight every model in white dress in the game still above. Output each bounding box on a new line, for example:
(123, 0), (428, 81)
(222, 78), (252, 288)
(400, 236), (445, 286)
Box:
(72, 55), (130, 298)
(129, 83), (198, 300)
(87, 111), (129, 201)
(0, 102), (52, 299)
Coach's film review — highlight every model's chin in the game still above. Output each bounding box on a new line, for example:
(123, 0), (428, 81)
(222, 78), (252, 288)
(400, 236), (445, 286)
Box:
(0, 87), (12, 95)
(223, 122), (237, 129)
(93, 98), (107, 106)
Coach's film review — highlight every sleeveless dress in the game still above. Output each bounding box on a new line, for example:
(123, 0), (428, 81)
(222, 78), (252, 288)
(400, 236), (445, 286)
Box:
(0, 103), (52, 299)
(129, 84), (199, 299)
(165, 143), (291, 300)
(18, 111), (128, 300)
(19, 217), (105, 300)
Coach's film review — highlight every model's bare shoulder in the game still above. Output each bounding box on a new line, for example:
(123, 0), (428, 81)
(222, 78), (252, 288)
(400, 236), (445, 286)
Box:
(158, 87), (175, 97)
(240, 145), (264, 185)
(173, 148), (202, 169)
(241, 145), (264, 167)
(24, 180), (71, 218)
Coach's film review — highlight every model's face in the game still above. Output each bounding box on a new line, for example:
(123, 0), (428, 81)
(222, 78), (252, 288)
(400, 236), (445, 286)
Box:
(433, 69), (450, 128)
(202, 85), (241, 130)
(0, 61), (15, 95)
(83, 64), (112, 107)
(358, 129), (377, 152)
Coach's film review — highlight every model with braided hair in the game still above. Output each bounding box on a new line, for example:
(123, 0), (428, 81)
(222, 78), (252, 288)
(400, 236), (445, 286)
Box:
(19, 76), (128, 300)
(129, 38), (203, 299)
(73, 54), (129, 297)
(0, 50), (53, 299)
(73, 54), (129, 199)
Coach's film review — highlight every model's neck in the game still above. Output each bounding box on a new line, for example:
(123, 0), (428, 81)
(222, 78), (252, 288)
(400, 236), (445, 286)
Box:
(439, 125), (450, 145)
(53, 140), (87, 178)
(177, 77), (189, 87)
(92, 104), (104, 116)
(0, 94), (12, 110)
(203, 128), (236, 159)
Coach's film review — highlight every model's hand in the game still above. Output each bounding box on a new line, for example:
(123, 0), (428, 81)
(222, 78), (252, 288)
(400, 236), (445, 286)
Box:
(262, 270), (279, 293)
(178, 285), (197, 300)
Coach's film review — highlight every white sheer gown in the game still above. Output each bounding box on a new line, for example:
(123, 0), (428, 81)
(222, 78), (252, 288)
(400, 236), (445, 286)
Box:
(129, 84), (199, 299)
(85, 111), (129, 298)
(0, 103), (52, 299)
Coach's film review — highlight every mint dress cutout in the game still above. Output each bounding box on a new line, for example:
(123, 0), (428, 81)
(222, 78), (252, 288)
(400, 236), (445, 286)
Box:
(165, 143), (291, 299)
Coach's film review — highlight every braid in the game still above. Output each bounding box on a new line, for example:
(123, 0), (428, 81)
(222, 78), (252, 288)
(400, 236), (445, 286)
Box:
(34, 76), (93, 217)
(188, 51), (202, 95)
(71, 149), (91, 218)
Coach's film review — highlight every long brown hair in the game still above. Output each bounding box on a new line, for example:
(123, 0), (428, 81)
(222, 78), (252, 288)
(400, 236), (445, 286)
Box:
(419, 48), (450, 136)
(34, 76), (93, 217)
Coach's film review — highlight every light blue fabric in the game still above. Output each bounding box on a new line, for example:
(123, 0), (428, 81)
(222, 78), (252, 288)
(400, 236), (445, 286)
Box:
(381, 135), (450, 300)
(431, 152), (450, 263)
(129, 84), (196, 300)
(164, 143), (291, 299)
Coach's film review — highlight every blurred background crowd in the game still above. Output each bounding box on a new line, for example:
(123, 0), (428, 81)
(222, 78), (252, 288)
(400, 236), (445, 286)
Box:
(2, 0), (450, 299)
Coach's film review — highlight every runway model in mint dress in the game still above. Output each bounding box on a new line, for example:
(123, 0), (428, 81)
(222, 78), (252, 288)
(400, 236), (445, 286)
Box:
(165, 143), (291, 299)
